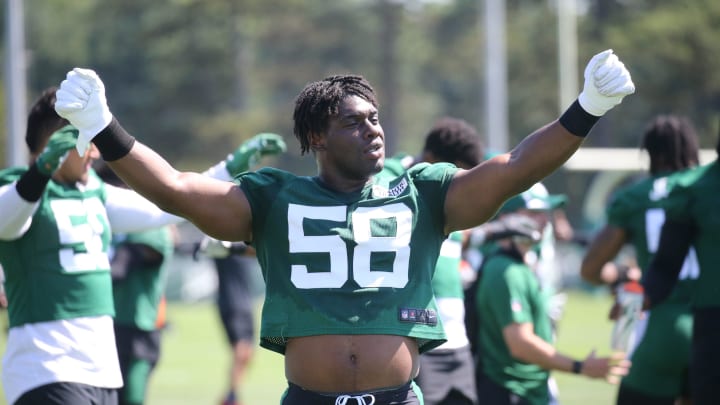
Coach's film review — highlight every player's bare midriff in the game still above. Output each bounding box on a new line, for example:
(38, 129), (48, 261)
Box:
(285, 334), (420, 393)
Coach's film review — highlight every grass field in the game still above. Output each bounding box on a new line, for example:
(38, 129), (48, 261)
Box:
(0, 289), (619, 405)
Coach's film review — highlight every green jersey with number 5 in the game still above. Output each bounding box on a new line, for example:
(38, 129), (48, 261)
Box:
(238, 163), (458, 354)
(0, 167), (113, 327)
(607, 172), (699, 303)
(606, 171), (696, 397)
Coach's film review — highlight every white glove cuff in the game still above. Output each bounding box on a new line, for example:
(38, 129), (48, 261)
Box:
(577, 92), (607, 117)
(76, 110), (113, 155)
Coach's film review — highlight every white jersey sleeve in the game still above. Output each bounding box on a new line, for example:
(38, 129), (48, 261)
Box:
(201, 160), (233, 182)
(104, 183), (185, 233)
(0, 182), (39, 240)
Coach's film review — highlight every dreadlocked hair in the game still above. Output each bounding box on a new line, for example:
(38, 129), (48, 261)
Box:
(423, 117), (485, 168)
(293, 74), (378, 155)
(642, 114), (700, 175)
(26, 87), (70, 154)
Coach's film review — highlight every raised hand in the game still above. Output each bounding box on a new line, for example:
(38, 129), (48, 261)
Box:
(54, 68), (113, 155)
(35, 125), (79, 176)
(225, 133), (287, 177)
(578, 49), (636, 117)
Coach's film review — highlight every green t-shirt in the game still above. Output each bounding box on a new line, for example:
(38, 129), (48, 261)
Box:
(661, 161), (720, 308)
(112, 226), (174, 331)
(0, 167), (114, 327)
(237, 164), (458, 354)
(476, 250), (552, 405)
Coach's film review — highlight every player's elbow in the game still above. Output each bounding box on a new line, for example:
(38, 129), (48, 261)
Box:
(503, 325), (536, 362)
(507, 339), (537, 364)
(506, 340), (527, 360)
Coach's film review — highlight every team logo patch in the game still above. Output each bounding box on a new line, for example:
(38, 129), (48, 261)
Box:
(372, 178), (408, 198)
(398, 307), (437, 326)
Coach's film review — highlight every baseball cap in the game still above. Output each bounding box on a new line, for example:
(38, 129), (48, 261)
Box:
(498, 183), (567, 215)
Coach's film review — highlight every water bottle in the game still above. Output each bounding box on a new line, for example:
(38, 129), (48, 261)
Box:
(610, 281), (644, 353)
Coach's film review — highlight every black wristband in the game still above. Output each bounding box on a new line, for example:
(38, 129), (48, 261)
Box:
(572, 360), (583, 374)
(93, 118), (136, 161)
(16, 163), (51, 202)
(559, 100), (600, 137)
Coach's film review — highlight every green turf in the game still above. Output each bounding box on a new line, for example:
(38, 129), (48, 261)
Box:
(0, 290), (619, 405)
(552, 290), (619, 404)
(145, 302), (287, 405)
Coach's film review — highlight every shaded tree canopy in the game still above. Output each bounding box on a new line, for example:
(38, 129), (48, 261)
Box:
(3, 0), (719, 226)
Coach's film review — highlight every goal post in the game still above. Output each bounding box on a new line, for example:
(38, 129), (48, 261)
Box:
(564, 147), (716, 171)
(563, 147), (716, 229)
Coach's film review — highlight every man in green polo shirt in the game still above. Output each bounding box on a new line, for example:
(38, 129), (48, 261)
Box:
(474, 189), (630, 405)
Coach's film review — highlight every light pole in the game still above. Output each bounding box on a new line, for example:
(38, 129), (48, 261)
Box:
(557, 0), (579, 112)
(482, 0), (509, 153)
(5, 0), (28, 166)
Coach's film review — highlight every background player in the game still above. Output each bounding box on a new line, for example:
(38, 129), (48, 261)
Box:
(643, 130), (720, 404)
(474, 190), (630, 404)
(0, 88), (279, 405)
(581, 114), (700, 404)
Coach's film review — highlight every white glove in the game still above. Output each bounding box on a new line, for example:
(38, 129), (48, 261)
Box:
(55, 68), (114, 155)
(578, 49), (635, 117)
(198, 236), (232, 259)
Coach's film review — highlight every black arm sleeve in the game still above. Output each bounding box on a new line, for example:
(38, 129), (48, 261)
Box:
(15, 164), (51, 202)
(642, 219), (695, 308)
(111, 243), (164, 282)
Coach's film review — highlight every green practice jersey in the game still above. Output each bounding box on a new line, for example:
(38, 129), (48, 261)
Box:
(476, 251), (552, 405)
(112, 226), (174, 331)
(379, 152), (416, 177)
(378, 153), (463, 299)
(0, 167), (114, 327)
(662, 161), (720, 308)
(607, 172), (696, 397)
(607, 172), (699, 303)
(238, 164), (458, 354)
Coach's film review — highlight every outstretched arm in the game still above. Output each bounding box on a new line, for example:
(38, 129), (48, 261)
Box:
(55, 69), (252, 242)
(106, 130), (252, 241)
(445, 50), (635, 233)
(504, 323), (629, 383)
